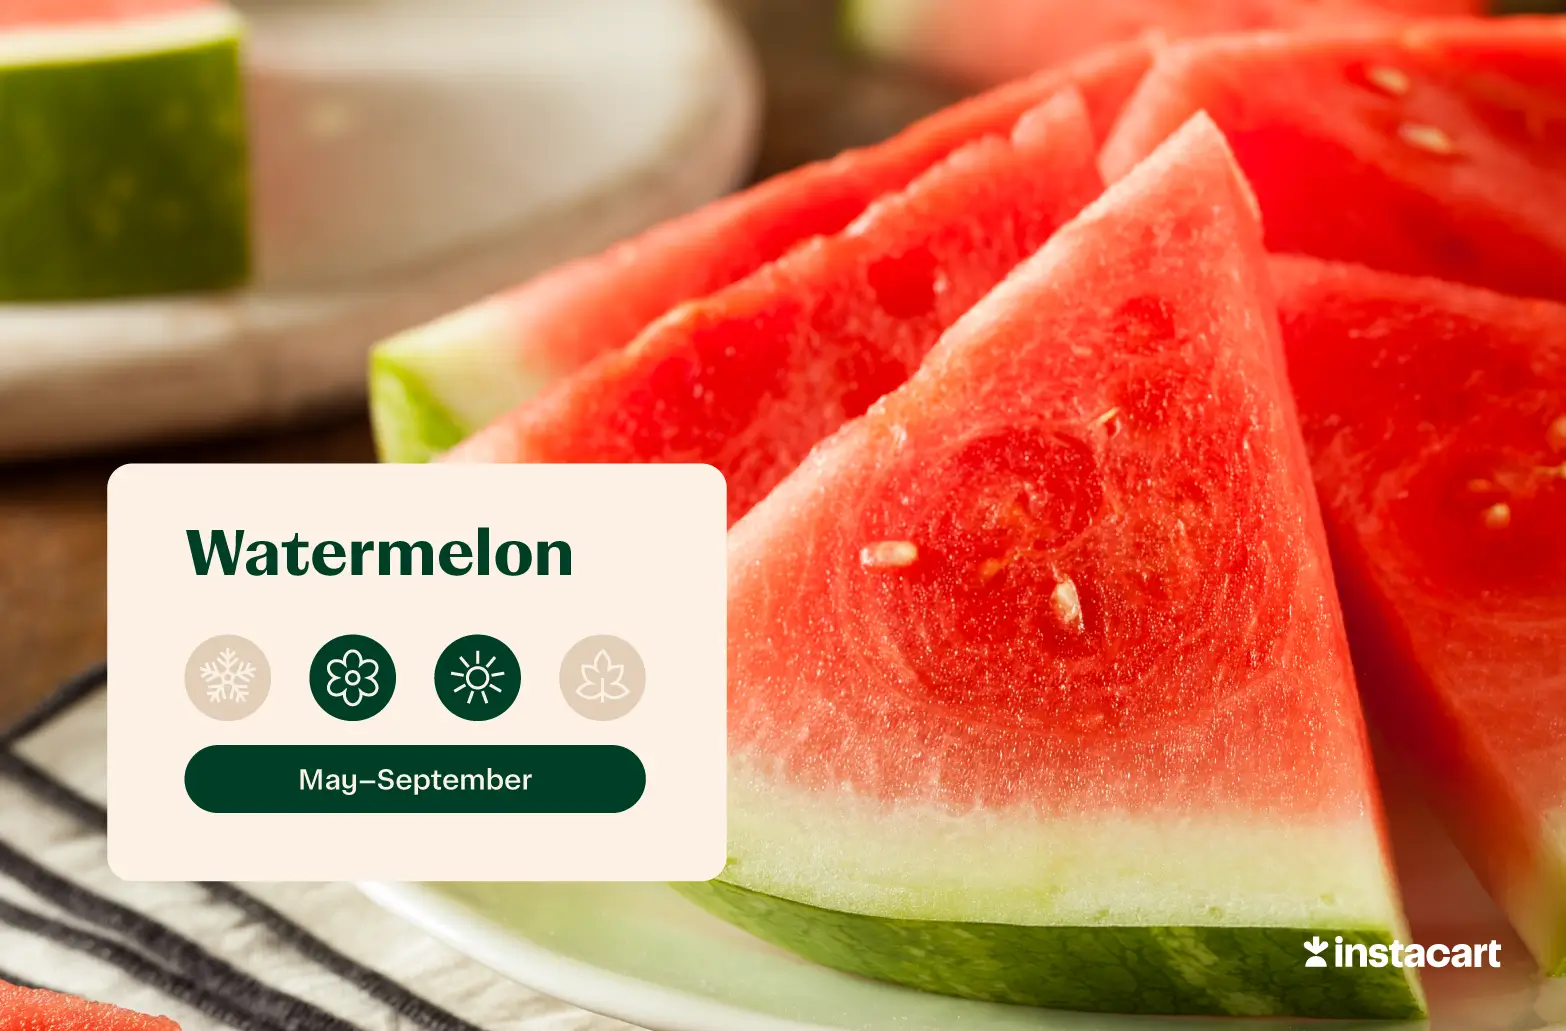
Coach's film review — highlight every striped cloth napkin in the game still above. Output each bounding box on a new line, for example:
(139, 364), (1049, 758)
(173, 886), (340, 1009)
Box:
(0, 667), (638, 1031)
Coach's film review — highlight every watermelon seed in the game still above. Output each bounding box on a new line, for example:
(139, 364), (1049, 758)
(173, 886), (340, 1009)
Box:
(1397, 123), (1457, 157)
(1481, 502), (1512, 530)
(1051, 576), (1084, 631)
(1467, 478), (1496, 493)
(1547, 415), (1566, 452)
(1364, 66), (1411, 98)
(861, 540), (918, 570)
(1090, 407), (1121, 435)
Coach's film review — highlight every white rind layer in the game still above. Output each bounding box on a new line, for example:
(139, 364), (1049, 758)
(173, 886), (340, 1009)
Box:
(725, 755), (1406, 931)
(0, 6), (241, 67)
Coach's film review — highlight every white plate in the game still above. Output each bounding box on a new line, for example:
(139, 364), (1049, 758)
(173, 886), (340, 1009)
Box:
(361, 756), (1563, 1031)
(0, 0), (758, 459)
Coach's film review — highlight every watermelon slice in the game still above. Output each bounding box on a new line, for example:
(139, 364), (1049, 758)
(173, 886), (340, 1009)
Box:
(0, 981), (179, 1030)
(445, 90), (1103, 524)
(368, 39), (1153, 464)
(1273, 255), (1566, 975)
(1101, 18), (1566, 305)
(677, 115), (1421, 1018)
(846, 0), (1482, 88)
(0, 0), (250, 300)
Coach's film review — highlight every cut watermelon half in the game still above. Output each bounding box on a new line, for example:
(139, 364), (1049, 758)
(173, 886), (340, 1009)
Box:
(846, 0), (1482, 88)
(1101, 18), (1566, 305)
(678, 115), (1421, 1018)
(0, 0), (250, 300)
(368, 39), (1153, 464)
(0, 981), (180, 1030)
(1274, 254), (1566, 975)
(446, 89), (1103, 524)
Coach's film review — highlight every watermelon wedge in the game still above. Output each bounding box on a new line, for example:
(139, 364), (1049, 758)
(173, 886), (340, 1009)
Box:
(1101, 18), (1566, 305)
(0, 981), (179, 1030)
(446, 90), (1103, 524)
(677, 115), (1422, 1018)
(368, 39), (1153, 464)
(1273, 255), (1566, 975)
(846, 0), (1482, 88)
(0, 0), (250, 300)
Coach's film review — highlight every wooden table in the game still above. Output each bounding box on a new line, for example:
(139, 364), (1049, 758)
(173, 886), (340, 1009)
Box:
(0, 0), (960, 726)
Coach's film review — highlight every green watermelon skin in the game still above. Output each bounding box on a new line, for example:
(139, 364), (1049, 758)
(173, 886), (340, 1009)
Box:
(0, 10), (249, 300)
(678, 880), (1423, 1018)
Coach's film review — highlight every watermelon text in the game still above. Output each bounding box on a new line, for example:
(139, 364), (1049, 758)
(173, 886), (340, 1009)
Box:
(186, 528), (572, 577)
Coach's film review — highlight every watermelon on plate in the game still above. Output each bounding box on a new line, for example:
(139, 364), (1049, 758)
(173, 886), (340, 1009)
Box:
(368, 39), (1153, 464)
(1101, 18), (1566, 304)
(0, 0), (249, 300)
(447, 89), (1103, 525)
(0, 981), (179, 1030)
(846, 0), (1482, 88)
(1274, 255), (1566, 975)
(677, 114), (1423, 1018)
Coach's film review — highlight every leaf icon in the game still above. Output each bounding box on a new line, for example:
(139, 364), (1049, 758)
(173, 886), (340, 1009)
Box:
(576, 649), (629, 703)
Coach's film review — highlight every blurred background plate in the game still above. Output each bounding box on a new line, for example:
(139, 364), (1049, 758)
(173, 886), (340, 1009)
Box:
(361, 748), (1561, 1031)
(0, 0), (759, 460)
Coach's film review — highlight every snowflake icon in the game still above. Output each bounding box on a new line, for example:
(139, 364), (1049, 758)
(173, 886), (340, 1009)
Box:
(186, 636), (271, 721)
(198, 648), (259, 704)
(576, 649), (629, 704)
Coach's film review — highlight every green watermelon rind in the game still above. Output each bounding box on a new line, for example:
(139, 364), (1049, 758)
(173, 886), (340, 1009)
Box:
(0, 10), (250, 301)
(368, 349), (468, 464)
(841, 0), (928, 59)
(676, 879), (1426, 1019)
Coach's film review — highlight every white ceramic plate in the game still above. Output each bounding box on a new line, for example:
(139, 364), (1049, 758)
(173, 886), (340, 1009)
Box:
(0, 0), (758, 459)
(361, 755), (1563, 1031)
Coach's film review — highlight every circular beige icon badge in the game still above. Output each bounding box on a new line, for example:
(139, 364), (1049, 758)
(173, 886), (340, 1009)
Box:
(560, 636), (645, 721)
(185, 635), (270, 720)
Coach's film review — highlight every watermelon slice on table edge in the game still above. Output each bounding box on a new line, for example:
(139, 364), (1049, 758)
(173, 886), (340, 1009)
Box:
(680, 115), (1421, 1018)
(0, 980), (180, 1030)
(444, 88), (1105, 527)
(0, 0), (250, 301)
(841, 0), (1484, 89)
(1271, 254), (1566, 974)
(367, 37), (1154, 464)
(1099, 17), (1566, 305)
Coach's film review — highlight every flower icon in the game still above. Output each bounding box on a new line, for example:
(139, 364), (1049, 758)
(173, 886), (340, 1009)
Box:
(325, 648), (380, 708)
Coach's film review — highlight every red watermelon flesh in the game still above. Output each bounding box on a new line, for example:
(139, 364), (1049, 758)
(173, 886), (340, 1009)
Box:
(0, 1), (205, 28)
(446, 39), (1151, 386)
(448, 89), (1104, 524)
(1273, 254), (1566, 973)
(1101, 19), (1566, 305)
(682, 115), (1420, 1018)
(0, 982), (179, 1031)
(851, 0), (1481, 89)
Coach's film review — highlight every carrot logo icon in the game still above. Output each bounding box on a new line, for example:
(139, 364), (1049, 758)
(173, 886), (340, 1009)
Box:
(1304, 936), (1330, 968)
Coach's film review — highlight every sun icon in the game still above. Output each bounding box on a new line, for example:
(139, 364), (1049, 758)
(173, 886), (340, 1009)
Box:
(450, 649), (506, 704)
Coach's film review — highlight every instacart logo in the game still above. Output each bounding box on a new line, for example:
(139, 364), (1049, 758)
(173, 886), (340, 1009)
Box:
(1302, 935), (1502, 969)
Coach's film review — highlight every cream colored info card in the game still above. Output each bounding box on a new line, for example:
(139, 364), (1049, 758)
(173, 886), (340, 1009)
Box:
(107, 464), (726, 882)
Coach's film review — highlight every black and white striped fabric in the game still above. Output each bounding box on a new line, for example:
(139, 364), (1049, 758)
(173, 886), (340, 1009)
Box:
(0, 667), (636, 1030)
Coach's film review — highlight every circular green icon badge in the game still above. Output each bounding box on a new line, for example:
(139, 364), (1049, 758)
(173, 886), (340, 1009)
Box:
(435, 634), (521, 720)
(311, 634), (396, 721)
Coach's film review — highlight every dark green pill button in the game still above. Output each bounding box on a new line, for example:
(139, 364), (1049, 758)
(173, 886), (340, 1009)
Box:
(185, 745), (644, 813)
